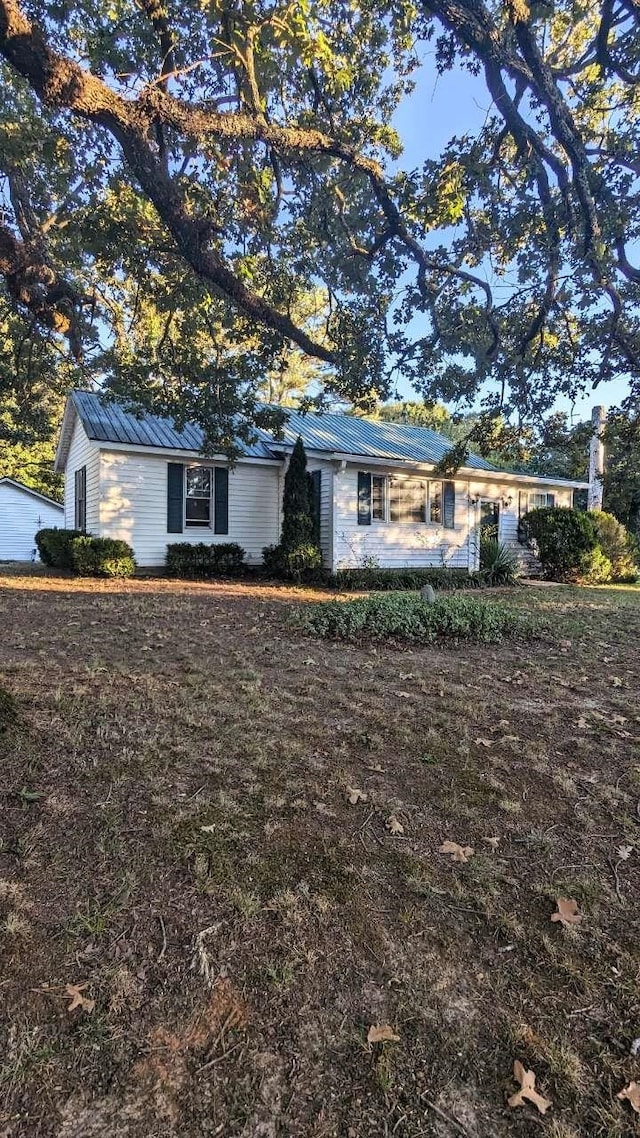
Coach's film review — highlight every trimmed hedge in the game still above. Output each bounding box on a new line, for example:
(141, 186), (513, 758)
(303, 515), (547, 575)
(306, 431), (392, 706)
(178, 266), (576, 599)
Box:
(328, 566), (484, 591)
(262, 542), (323, 582)
(35, 528), (84, 568)
(71, 536), (136, 578)
(293, 592), (545, 644)
(35, 528), (135, 576)
(166, 542), (246, 578)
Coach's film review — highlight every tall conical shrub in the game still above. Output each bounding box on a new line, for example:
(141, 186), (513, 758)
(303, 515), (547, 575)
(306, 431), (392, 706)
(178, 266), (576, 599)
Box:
(282, 437), (315, 550)
(263, 435), (322, 580)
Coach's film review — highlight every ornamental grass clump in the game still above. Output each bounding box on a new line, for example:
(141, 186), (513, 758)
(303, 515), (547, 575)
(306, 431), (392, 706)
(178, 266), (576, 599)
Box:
(293, 591), (545, 645)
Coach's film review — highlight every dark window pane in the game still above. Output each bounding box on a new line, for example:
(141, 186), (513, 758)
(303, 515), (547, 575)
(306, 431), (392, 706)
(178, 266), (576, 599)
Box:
(186, 498), (211, 525)
(186, 467), (211, 497)
(372, 476), (385, 520)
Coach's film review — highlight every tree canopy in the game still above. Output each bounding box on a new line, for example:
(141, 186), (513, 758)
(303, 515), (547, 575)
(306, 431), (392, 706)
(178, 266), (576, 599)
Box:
(0, 0), (639, 447)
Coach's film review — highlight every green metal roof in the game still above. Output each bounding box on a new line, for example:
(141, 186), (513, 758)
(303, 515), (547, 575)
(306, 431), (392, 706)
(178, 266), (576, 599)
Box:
(274, 409), (497, 470)
(70, 390), (497, 471)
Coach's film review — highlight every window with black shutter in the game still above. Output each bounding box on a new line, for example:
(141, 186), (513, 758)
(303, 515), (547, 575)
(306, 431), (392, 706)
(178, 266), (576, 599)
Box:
(442, 481), (455, 529)
(168, 463), (229, 534)
(74, 466), (86, 531)
(357, 471), (372, 525)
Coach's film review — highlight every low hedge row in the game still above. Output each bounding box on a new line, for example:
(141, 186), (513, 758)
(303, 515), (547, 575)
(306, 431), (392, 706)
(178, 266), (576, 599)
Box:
(35, 529), (136, 578)
(72, 537), (136, 578)
(294, 592), (546, 644)
(328, 566), (484, 591)
(35, 528), (84, 568)
(166, 542), (246, 578)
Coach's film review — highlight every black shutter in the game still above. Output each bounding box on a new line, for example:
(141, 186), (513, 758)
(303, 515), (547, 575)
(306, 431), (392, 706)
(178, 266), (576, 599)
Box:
(167, 463), (184, 533)
(443, 481), (455, 529)
(357, 471), (372, 525)
(75, 466), (86, 531)
(214, 467), (229, 534)
(309, 469), (321, 539)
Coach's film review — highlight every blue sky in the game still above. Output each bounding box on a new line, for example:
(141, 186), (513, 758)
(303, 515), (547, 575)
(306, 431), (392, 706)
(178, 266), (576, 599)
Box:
(389, 54), (631, 427)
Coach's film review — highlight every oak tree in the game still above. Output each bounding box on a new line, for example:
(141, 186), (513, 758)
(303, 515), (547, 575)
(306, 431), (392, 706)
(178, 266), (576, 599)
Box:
(0, 0), (638, 446)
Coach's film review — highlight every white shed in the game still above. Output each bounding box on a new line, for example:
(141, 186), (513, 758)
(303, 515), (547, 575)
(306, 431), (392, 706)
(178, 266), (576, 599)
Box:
(0, 477), (64, 562)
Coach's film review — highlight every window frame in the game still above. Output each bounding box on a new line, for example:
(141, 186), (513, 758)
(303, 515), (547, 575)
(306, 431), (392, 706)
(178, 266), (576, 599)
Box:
(527, 491), (556, 511)
(368, 475), (446, 526)
(184, 464), (213, 529)
(371, 474), (387, 522)
(74, 465), (87, 532)
(429, 480), (443, 525)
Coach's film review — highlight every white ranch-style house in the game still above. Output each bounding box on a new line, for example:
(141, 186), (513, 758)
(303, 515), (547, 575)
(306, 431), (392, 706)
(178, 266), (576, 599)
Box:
(54, 390), (589, 572)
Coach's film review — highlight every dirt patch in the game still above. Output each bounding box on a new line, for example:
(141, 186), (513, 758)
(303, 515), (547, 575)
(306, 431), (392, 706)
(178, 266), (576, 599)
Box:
(0, 571), (639, 1137)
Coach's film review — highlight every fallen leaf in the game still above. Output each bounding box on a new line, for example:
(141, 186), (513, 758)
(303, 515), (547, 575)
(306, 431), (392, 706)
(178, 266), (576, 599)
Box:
(367, 1024), (400, 1044)
(439, 840), (474, 864)
(475, 738), (493, 748)
(617, 1082), (640, 1113)
(66, 983), (95, 1014)
(314, 801), (336, 818)
(550, 898), (582, 927)
(508, 1060), (552, 1115)
(386, 814), (404, 835)
(617, 844), (633, 861)
(346, 786), (368, 805)
(482, 836), (500, 851)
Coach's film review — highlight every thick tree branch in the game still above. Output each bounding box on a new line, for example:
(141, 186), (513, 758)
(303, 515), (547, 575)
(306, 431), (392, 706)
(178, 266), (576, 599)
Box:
(0, 219), (85, 355)
(0, 0), (336, 364)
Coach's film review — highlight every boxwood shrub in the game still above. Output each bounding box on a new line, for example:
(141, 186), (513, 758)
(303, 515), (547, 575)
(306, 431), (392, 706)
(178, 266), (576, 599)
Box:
(71, 536), (136, 578)
(519, 507), (597, 581)
(262, 542), (324, 582)
(328, 566), (484, 591)
(293, 592), (545, 645)
(166, 542), (246, 578)
(35, 528), (84, 569)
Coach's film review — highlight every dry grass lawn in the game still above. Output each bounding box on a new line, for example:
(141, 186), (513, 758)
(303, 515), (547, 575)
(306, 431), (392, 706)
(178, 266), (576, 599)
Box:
(1, 569), (639, 1137)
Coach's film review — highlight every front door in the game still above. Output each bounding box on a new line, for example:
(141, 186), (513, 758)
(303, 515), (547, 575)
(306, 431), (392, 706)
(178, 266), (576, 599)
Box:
(479, 499), (500, 543)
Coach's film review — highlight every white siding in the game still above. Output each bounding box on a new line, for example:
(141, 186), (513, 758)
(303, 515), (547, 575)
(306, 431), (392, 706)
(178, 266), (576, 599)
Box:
(63, 416), (100, 531)
(332, 465), (472, 572)
(0, 483), (64, 561)
(308, 459), (334, 568)
(330, 466), (576, 574)
(465, 479), (574, 570)
(99, 450), (280, 567)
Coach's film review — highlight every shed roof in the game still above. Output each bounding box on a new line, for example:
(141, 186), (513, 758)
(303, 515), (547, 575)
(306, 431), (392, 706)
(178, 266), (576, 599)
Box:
(0, 477), (64, 510)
